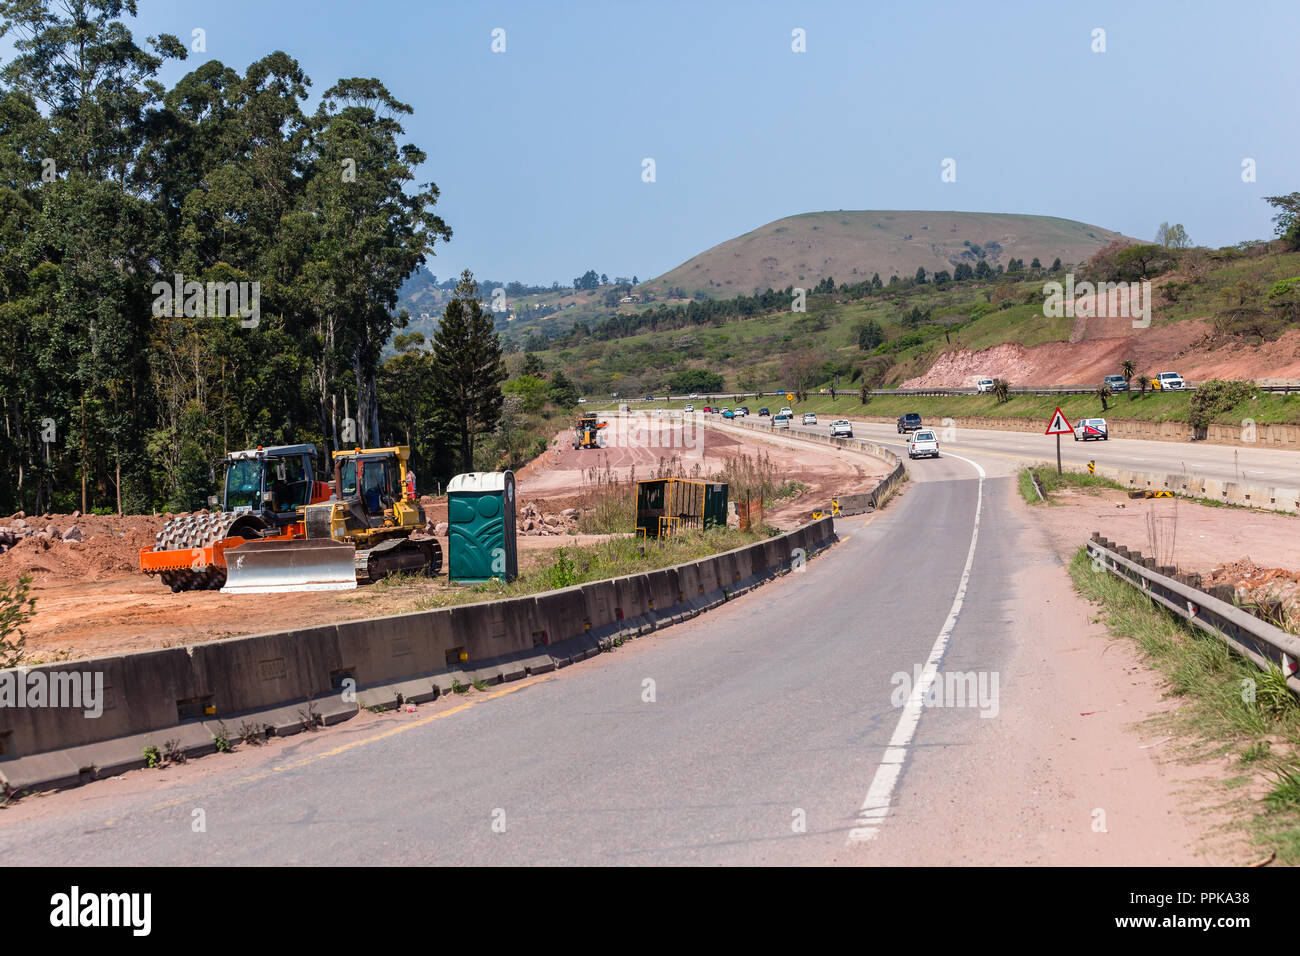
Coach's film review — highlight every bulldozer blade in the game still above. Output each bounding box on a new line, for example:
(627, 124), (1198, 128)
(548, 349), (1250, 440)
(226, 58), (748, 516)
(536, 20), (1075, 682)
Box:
(220, 539), (358, 593)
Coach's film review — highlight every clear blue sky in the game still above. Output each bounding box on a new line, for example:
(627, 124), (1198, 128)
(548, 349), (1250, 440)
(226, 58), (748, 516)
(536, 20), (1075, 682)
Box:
(14, 0), (1300, 284)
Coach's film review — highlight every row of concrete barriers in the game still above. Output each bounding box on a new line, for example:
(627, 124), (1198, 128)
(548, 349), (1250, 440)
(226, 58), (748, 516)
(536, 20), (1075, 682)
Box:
(0, 517), (837, 794)
(1107, 467), (1300, 513)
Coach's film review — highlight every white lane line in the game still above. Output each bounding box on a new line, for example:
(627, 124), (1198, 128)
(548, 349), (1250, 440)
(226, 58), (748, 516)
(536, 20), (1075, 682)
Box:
(847, 448), (986, 844)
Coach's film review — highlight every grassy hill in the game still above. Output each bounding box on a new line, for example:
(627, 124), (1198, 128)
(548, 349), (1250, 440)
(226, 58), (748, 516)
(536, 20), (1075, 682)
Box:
(640, 210), (1132, 299)
(532, 242), (1300, 399)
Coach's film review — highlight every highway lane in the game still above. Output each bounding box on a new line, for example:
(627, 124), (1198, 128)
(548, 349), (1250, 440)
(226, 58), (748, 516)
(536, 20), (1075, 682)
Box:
(781, 417), (1300, 486)
(0, 453), (1004, 865)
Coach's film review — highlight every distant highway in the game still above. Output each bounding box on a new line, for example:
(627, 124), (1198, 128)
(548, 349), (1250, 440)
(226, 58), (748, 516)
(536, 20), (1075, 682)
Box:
(781, 417), (1300, 488)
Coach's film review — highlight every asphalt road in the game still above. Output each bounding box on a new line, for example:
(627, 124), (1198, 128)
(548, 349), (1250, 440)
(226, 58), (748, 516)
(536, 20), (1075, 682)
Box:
(781, 417), (1300, 486)
(0, 449), (1017, 864)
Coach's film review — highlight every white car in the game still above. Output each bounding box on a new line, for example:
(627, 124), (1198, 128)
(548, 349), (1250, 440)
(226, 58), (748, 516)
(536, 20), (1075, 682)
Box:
(1074, 417), (1108, 441)
(1153, 371), (1186, 390)
(975, 378), (996, 394)
(689, 393), (698, 399)
(779, 407), (793, 417)
(830, 420), (853, 438)
(733, 408), (747, 418)
(772, 414), (790, 429)
(802, 413), (817, 425)
(684, 403), (694, 412)
(577, 397), (587, 404)
(908, 429), (940, 459)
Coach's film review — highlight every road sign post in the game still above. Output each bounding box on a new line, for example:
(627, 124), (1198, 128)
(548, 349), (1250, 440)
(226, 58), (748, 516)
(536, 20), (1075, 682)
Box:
(1045, 407), (1073, 476)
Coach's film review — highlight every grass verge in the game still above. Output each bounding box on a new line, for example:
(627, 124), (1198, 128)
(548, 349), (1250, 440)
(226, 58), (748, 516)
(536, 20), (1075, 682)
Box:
(409, 526), (773, 612)
(1068, 546), (1300, 863)
(1016, 465), (1128, 504)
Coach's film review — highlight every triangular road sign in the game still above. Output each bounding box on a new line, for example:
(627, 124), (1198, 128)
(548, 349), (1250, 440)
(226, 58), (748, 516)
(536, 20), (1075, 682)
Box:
(1045, 407), (1072, 434)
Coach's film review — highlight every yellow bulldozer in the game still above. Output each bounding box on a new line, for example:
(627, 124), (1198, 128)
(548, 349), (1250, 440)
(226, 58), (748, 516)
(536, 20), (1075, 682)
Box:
(573, 414), (607, 450)
(221, 446), (442, 593)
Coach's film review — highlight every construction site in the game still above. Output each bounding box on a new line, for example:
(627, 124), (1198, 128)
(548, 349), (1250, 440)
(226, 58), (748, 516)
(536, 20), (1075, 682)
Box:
(1, 416), (890, 663)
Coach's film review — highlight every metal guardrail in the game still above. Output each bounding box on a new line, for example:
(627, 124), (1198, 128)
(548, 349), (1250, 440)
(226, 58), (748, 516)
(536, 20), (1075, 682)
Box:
(1086, 536), (1300, 696)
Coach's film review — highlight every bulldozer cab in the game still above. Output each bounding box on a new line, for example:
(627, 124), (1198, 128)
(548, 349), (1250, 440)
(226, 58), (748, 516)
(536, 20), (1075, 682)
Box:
(339, 454), (401, 520)
(221, 446), (318, 516)
(331, 447), (421, 530)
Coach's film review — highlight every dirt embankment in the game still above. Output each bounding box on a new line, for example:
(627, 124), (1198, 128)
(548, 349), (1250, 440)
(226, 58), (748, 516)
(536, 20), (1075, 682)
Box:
(1030, 485), (1300, 625)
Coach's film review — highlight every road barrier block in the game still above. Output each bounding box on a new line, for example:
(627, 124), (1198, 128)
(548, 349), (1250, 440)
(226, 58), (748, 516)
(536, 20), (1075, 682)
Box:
(1272, 488), (1300, 512)
(673, 561), (703, 608)
(644, 568), (682, 622)
(529, 586), (592, 665)
(449, 600), (535, 678)
(0, 648), (199, 759)
(191, 625), (341, 722)
(693, 555), (724, 601)
(1202, 478), (1226, 501)
(579, 579), (619, 636)
(614, 574), (653, 632)
(336, 612), (442, 692)
(761, 538), (786, 575)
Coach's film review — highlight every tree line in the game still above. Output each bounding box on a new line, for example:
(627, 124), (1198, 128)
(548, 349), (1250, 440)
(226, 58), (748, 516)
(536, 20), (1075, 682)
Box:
(0, 1), (505, 515)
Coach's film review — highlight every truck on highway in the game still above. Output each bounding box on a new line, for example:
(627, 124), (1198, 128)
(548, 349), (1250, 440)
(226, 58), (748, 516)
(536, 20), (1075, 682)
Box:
(897, 413), (923, 433)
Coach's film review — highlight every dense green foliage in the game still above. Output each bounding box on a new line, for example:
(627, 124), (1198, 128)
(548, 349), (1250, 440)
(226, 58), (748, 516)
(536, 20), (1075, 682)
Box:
(0, 0), (482, 514)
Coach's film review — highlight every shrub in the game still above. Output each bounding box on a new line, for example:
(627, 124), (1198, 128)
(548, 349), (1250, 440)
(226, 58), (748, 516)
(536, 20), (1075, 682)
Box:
(1188, 379), (1254, 430)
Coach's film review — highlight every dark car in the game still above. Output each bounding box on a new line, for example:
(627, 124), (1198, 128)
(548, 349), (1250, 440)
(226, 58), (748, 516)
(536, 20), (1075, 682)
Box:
(897, 413), (923, 433)
(1103, 374), (1128, 392)
(738, 406), (750, 415)
(758, 407), (770, 416)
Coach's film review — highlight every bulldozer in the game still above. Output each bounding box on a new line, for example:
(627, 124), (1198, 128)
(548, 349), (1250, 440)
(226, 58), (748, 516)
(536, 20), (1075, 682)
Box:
(139, 444), (332, 591)
(573, 414), (607, 450)
(220, 446), (442, 593)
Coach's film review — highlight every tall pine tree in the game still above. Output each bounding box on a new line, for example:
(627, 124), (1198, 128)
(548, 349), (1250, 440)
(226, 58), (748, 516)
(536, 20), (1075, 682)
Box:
(430, 271), (506, 471)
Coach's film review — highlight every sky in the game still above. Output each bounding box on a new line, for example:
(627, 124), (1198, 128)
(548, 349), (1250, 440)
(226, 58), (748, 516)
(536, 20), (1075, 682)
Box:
(7, 0), (1299, 285)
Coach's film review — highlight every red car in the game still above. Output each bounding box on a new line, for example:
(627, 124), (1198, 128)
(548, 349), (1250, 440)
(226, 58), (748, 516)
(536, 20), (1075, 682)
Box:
(702, 406), (712, 413)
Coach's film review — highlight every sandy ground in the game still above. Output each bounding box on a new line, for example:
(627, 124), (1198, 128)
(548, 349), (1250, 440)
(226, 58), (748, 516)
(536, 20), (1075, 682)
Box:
(515, 416), (889, 528)
(1032, 484), (1300, 577)
(3, 419), (885, 663)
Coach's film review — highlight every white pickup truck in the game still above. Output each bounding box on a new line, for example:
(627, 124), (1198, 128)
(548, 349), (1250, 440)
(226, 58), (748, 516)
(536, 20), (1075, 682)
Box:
(830, 420), (853, 438)
(908, 429), (940, 459)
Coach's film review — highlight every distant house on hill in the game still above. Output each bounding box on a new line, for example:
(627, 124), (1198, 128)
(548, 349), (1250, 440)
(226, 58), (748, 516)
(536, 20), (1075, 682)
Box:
(619, 294), (641, 303)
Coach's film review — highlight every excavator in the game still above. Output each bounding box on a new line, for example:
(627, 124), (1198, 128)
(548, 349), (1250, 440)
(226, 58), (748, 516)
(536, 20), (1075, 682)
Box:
(139, 444), (332, 591)
(573, 413), (607, 450)
(220, 446), (442, 593)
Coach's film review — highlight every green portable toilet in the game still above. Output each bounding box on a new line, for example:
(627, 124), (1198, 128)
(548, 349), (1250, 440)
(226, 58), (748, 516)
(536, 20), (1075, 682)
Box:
(447, 471), (517, 583)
